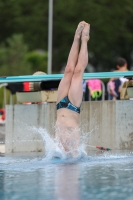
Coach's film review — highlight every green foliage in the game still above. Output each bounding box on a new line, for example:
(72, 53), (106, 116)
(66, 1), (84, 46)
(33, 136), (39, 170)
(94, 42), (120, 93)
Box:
(25, 50), (47, 74)
(0, 88), (3, 108)
(0, 0), (48, 50)
(53, 0), (133, 71)
(0, 0), (133, 72)
(0, 88), (16, 108)
(0, 34), (48, 107)
(0, 34), (32, 76)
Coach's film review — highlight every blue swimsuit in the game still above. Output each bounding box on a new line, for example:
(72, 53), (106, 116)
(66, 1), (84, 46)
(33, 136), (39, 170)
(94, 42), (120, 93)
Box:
(56, 96), (80, 114)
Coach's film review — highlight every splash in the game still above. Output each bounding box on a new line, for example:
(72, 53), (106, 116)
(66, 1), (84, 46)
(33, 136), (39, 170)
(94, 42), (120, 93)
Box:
(5, 119), (95, 160)
(31, 126), (90, 160)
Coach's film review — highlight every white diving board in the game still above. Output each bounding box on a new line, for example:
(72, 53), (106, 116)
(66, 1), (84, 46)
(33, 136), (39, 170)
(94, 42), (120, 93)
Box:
(0, 71), (133, 83)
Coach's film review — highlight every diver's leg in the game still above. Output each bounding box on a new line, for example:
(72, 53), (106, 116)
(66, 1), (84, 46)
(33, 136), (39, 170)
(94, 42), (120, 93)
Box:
(68, 23), (90, 107)
(56, 22), (85, 104)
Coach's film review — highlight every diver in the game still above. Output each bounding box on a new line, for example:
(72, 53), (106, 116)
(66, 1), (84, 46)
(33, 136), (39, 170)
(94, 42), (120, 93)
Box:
(55, 21), (90, 157)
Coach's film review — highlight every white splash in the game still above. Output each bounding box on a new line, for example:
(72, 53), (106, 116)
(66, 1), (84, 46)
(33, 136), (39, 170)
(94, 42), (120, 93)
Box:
(31, 126), (89, 160)
(8, 119), (94, 160)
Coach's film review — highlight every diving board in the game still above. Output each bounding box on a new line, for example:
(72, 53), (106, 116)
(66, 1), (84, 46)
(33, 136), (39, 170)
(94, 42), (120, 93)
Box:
(0, 71), (133, 83)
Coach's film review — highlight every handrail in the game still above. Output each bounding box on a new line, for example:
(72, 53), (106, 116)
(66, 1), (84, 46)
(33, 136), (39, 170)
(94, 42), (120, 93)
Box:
(0, 71), (133, 83)
(0, 83), (8, 88)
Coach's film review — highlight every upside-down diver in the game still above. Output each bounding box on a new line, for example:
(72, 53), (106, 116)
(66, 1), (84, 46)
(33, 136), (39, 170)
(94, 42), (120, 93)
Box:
(55, 21), (90, 157)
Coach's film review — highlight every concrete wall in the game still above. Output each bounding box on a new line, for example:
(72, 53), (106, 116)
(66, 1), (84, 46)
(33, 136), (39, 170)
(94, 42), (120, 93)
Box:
(5, 101), (133, 153)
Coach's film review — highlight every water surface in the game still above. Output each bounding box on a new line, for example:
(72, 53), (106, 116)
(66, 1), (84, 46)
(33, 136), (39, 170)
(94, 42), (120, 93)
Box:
(0, 151), (133, 200)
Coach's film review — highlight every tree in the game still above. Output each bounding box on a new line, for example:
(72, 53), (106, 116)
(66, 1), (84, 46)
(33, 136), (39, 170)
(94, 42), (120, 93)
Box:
(53, 0), (133, 71)
(0, 0), (48, 50)
(25, 50), (47, 73)
(0, 34), (31, 76)
(0, 0), (133, 72)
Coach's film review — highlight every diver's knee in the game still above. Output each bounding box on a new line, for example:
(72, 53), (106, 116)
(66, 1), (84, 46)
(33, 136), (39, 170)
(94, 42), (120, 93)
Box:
(65, 65), (75, 75)
(73, 67), (82, 77)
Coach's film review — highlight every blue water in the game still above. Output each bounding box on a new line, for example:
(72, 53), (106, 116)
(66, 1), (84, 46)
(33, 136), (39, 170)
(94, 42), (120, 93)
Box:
(0, 151), (133, 200)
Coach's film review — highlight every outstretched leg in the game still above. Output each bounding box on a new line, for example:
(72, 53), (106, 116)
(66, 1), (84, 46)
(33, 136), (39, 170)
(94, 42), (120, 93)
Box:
(56, 21), (85, 104)
(68, 23), (90, 107)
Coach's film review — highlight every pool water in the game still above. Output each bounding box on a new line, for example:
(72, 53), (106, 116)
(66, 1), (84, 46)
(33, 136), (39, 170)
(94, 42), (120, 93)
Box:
(0, 151), (133, 200)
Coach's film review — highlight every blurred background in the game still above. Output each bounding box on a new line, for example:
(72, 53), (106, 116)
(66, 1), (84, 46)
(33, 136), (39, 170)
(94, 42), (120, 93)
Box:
(1, 0), (133, 75)
(0, 0), (133, 107)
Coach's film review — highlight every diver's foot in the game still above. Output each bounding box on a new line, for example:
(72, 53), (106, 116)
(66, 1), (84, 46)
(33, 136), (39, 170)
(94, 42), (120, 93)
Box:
(74, 21), (85, 40)
(81, 23), (90, 41)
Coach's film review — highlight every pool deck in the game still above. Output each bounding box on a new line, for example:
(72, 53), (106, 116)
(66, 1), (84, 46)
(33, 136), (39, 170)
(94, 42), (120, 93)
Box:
(0, 144), (5, 153)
